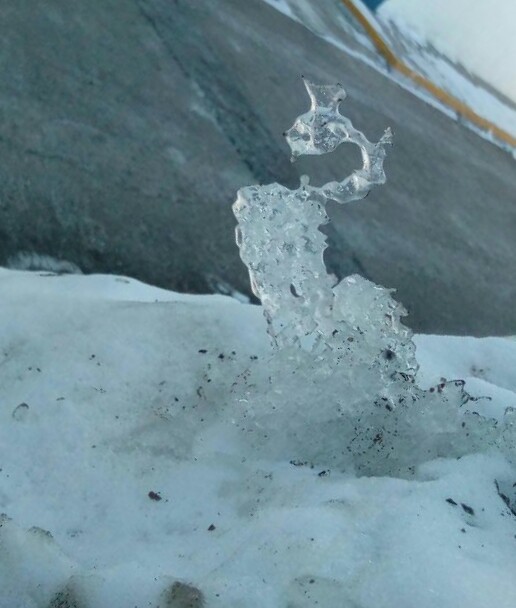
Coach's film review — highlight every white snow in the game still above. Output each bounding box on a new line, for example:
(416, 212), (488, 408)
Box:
(379, 0), (516, 106)
(1, 268), (515, 607)
(377, 0), (516, 139)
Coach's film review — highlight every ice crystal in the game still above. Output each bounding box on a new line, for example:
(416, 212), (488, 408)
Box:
(234, 81), (399, 358)
(231, 79), (515, 476)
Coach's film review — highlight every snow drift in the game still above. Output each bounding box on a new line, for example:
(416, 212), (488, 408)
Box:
(0, 269), (515, 607)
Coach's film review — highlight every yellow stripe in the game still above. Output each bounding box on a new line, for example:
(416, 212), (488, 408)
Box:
(340, 0), (516, 148)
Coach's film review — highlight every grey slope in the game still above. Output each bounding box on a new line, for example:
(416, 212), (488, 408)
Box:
(0, 0), (514, 334)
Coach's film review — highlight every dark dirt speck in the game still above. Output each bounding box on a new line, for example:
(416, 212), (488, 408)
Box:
(461, 503), (475, 515)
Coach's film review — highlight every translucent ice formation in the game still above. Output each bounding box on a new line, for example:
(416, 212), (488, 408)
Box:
(234, 80), (399, 358)
(231, 79), (515, 476)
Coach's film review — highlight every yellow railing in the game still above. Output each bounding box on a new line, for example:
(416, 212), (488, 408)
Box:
(341, 0), (516, 148)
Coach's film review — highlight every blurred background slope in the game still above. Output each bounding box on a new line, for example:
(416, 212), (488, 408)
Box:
(378, 0), (516, 132)
(0, 0), (514, 334)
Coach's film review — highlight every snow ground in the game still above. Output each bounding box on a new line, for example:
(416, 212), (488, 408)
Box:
(378, 0), (516, 139)
(1, 269), (515, 607)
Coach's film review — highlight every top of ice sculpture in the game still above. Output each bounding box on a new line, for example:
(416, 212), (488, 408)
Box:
(285, 79), (392, 202)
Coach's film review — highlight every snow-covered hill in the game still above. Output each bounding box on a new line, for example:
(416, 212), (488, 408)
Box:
(1, 269), (515, 607)
(379, 0), (516, 106)
(377, 0), (516, 139)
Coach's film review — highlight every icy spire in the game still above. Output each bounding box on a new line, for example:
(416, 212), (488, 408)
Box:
(233, 79), (414, 373)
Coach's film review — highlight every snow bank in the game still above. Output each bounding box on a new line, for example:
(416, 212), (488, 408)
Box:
(1, 269), (515, 607)
(379, 0), (516, 105)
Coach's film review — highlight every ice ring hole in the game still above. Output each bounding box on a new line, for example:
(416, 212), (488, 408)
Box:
(293, 141), (363, 188)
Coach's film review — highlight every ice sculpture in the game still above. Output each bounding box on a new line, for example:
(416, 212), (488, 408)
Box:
(230, 79), (515, 476)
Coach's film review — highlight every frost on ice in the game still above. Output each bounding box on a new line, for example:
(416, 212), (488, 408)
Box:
(231, 79), (515, 476)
